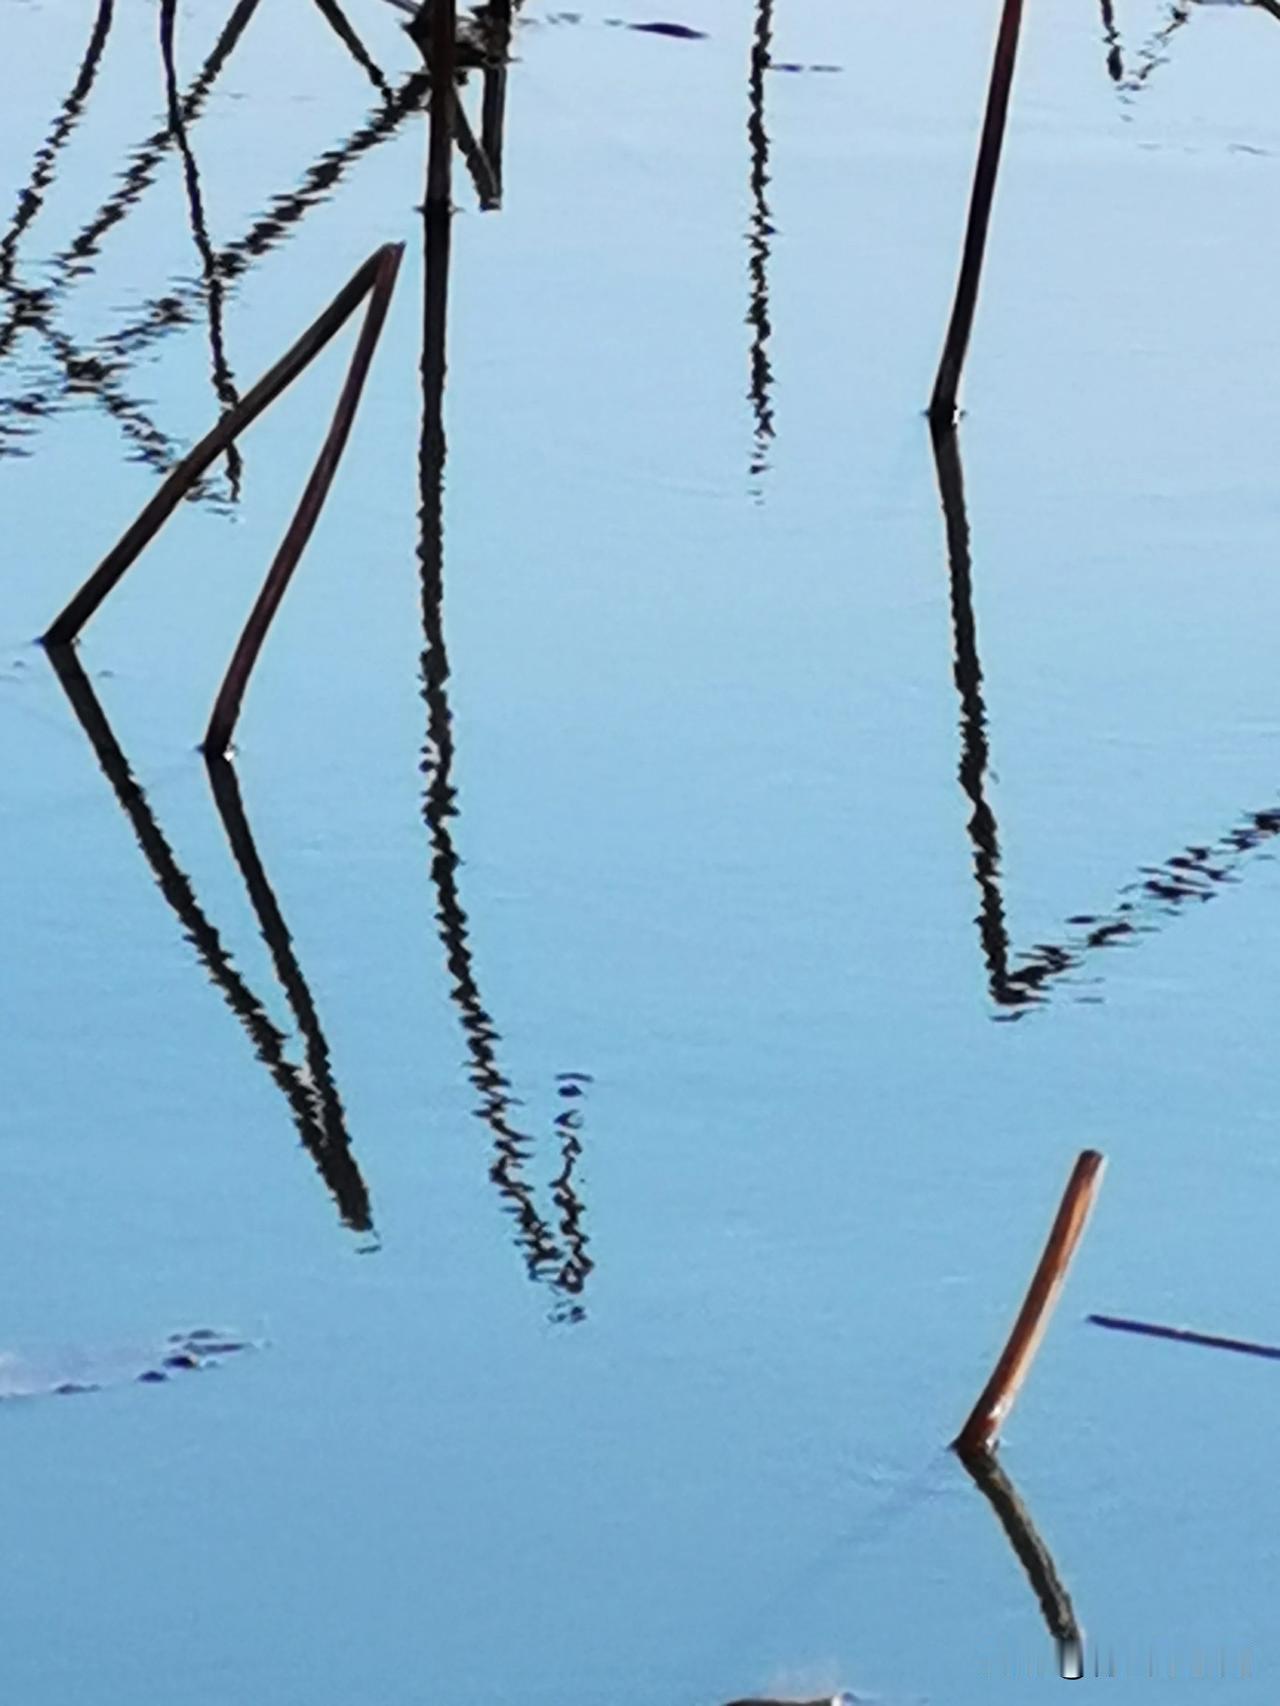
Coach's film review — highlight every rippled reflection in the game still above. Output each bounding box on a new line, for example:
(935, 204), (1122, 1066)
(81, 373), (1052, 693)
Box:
(935, 420), (1280, 1017)
(959, 1449), (1083, 1679)
(417, 181), (593, 1320)
(746, 0), (775, 491)
(46, 645), (374, 1237)
(159, 0), (243, 501)
(0, 0), (425, 503)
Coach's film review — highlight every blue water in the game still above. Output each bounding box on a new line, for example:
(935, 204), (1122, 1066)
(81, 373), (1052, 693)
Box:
(4, 0), (1280, 1697)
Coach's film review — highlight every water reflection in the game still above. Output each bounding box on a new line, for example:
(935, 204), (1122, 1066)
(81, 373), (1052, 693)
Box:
(159, 0), (243, 501)
(746, 0), (776, 491)
(0, 0), (114, 293)
(418, 184), (592, 1319)
(0, 0), (262, 495)
(934, 421), (1280, 1016)
(959, 1449), (1083, 1679)
(46, 645), (374, 1236)
(1098, 0), (1123, 82)
(311, 0), (396, 101)
(931, 422), (1024, 1013)
(0, 0), (424, 499)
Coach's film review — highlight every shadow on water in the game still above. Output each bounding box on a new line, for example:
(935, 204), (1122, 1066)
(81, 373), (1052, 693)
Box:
(45, 644), (374, 1237)
(934, 421), (1280, 1018)
(746, 0), (775, 493)
(417, 171), (592, 1320)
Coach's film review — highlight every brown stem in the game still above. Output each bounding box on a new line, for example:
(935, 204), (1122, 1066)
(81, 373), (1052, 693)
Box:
(43, 242), (401, 646)
(929, 0), (1024, 426)
(953, 1148), (1106, 1455)
(204, 240), (403, 754)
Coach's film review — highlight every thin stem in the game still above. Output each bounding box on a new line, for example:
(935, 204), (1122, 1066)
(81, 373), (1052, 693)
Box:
(929, 0), (1024, 425)
(953, 1149), (1106, 1454)
(205, 241), (404, 753)
(44, 243), (401, 646)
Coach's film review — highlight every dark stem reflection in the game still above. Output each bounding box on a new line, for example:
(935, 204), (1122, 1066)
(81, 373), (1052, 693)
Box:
(931, 421), (1025, 1012)
(934, 420), (1280, 1016)
(159, 0), (243, 502)
(0, 0), (114, 292)
(746, 0), (775, 489)
(959, 1447), (1083, 1679)
(417, 195), (592, 1320)
(46, 645), (373, 1236)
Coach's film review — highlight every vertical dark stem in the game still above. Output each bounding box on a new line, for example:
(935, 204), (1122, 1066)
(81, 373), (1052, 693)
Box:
(746, 0), (775, 485)
(426, 0), (457, 210)
(929, 0), (1024, 426)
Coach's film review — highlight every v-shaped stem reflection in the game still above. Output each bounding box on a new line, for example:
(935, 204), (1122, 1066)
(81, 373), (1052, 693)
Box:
(746, 0), (775, 488)
(159, 0), (243, 502)
(46, 645), (373, 1235)
(959, 1448), (1083, 1679)
(417, 200), (592, 1318)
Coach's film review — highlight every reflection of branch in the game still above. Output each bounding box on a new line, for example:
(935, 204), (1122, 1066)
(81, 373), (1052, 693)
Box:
(206, 756), (372, 1232)
(1098, 0), (1123, 82)
(931, 422), (1026, 1012)
(160, 0), (243, 500)
(416, 201), (590, 1317)
(98, 71), (428, 364)
(0, 0), (261, 493)
(0, 0), (114, 288)
(959, 1448), (1083, 1678)
(310, 0), (395, 99)
(746, 0), (775, 486)
(1119, 3), (1191, 95)
(0, 0), (262, 367)
(45, 645), (373, 1234)
(934, 422), (1280, 1016)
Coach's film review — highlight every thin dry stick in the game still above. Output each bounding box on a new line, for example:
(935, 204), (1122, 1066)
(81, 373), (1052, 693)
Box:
(425, 0), (457, 209)
(929, 0), (1025, 427)
(205, 240), (403, 754)
(954, 1148), (1105, 1456)
(43, 242), (402, 646)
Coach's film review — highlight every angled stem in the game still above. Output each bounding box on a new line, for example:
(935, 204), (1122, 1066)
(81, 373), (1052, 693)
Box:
(204, 241), (403, 753)
(954, 1149), (1106, 1454)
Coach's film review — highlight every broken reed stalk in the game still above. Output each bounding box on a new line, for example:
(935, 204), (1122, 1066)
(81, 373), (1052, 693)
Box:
(204, 240), (403, 754)
(425, 0), (456, 209)
(928, 0), (1024, 427)
(954, 1148), (1105, 1457)
(43, 241), (403, 649)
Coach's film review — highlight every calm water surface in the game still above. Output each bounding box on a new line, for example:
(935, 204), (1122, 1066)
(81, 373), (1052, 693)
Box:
(5, 0), (1280, 1698)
